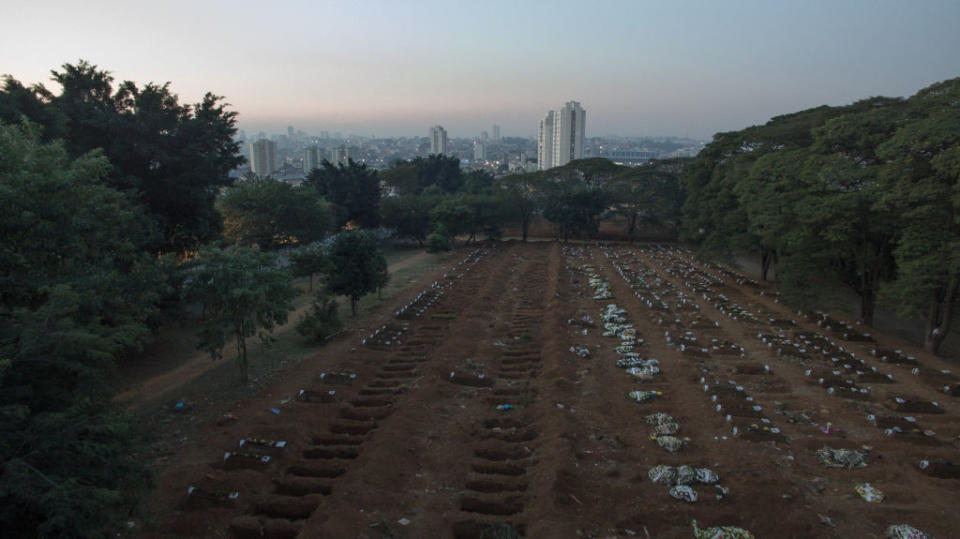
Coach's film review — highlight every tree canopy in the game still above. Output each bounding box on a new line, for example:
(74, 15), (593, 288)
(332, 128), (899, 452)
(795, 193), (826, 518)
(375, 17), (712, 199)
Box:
(680, 77), (960, 352)
(0, 121), (157, 536)
(218, 176), (333, 249)
(324, 230), (388, 316)
(185, 245), (297, 384)
(1, 60), (244, 253)
(304, 158), (381, 229)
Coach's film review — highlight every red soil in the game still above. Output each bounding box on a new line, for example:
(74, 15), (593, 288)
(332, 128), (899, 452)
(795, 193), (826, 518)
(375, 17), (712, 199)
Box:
(141, 241), (960, 538)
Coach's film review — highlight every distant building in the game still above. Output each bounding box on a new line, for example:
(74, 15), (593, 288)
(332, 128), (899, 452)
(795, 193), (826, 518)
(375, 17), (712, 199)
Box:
(250, 139), (278, 176)
(330, 145), (350, 165)
(600, 149), (657, 164)
(429, 125), (448, 155)
(303, 146), (323, 173)
(537, 110), (554, 170)
(277, 162), (305, 185)
(538, 101), (586, 170)
(473, 139), (487, 161)
(551, 101), (586, 168)
(492, 124), (500, 140)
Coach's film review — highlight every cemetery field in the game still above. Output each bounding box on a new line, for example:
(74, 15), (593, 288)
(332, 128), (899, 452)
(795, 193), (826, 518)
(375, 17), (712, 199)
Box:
(145, 241), (960, 539)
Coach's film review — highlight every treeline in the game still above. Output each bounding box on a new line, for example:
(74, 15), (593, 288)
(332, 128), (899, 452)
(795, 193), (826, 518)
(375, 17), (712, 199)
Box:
(381, 156), (685, 246)
(679, 77), (960, 354)
(218, 153), (687, 250)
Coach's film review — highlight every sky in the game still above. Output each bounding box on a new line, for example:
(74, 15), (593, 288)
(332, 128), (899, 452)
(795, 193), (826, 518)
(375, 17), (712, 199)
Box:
(3, 0), (959, 139)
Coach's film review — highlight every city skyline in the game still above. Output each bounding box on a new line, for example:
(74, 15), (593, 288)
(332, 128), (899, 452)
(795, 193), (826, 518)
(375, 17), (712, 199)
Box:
(3, 1), (959, 139)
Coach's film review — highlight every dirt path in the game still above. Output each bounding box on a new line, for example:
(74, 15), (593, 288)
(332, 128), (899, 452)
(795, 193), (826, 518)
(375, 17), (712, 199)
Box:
(116, 250), (437, 412)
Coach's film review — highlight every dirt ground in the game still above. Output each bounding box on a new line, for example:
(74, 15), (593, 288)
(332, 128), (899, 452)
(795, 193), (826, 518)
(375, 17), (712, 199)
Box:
(136, 241), (959, 538)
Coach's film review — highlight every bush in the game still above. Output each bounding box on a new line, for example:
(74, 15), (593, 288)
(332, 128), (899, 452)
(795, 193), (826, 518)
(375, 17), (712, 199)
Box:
(297, 293), (343, 342)
(426, 224), (452, 253)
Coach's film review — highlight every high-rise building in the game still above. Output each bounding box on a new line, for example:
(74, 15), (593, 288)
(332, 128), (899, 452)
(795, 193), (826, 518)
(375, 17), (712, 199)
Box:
(303, 146), (322, 173)
(492, 124), (500, 140)
(429, 125), (448, 155)
(250, 139), (278, 176)
(330, 145), (350, 165)
(473, 139), (487, 161)
(537, 111), (554, 171)
(537, 101), (586, 170)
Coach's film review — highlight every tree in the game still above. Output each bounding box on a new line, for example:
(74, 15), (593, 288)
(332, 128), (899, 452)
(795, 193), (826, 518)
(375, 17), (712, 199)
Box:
(430, 196), (473, 241)
(380, 193), (436, 246)
(497, 173), (543, 242)
(0, 121), (157, 536)
(111, 85), (244, 252)
(540, 166), (607, 241)
(219, 177), (333, 249)
(736, 149), (808, 281)
(426, 224), (453, 253)
(289, 244), (330, 292)
(463, 170), (495, 194)
(414, 154), (464, 193)
(4, 61), (244, 253)
(0, 76), (66, 140)
(607, 160), (685, 243)
(380, 155), (463, 195)
(304, 158), (381, 228)
(378, 159), (420, 195)
(792, 102), (904, 325)
(458, 193), (507, 242)
(876, 78), (960, 352)
(324, 231), (388, 316)
(185, 246), (297, 384)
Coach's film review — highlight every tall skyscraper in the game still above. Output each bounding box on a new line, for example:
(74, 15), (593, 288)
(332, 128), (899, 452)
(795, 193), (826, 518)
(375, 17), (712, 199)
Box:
(250, 139), (277, 176)
(552, 101), (586, 168)
(537, 101), (586, 170)
(429, 125), (448, 155)
(537, 110), (554, 171)
(473, 139), (487, 161)
(303, 146), (322, 173)
(492, 124), (500, 140)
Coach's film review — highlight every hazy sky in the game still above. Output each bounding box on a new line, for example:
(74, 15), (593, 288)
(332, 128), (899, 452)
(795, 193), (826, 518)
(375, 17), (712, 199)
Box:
(3, 0), (959, 138)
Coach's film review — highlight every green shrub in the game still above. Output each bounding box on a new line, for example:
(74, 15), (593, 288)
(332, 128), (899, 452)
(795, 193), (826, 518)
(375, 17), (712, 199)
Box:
(426, 224), (452, 253)
(297, 293), (343, 342)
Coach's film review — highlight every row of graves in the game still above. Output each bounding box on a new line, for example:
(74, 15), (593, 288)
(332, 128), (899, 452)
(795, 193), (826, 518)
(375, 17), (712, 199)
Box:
(181, 247), (494, 538)
(642, 246), (953, 539)
(447, 246), (550, 538)
(603, 245), (785, 446)
(670, 248), (957, 451)
(564, 245), (752, 539)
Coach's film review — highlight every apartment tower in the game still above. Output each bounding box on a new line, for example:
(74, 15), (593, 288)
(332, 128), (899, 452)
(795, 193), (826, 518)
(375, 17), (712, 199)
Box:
(537, 101), (586, 170)
(302, 146), (322, 173)
(537, 110), (554, 170)
(429, 125), (448, 155)
(250, 138), (278, 176)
